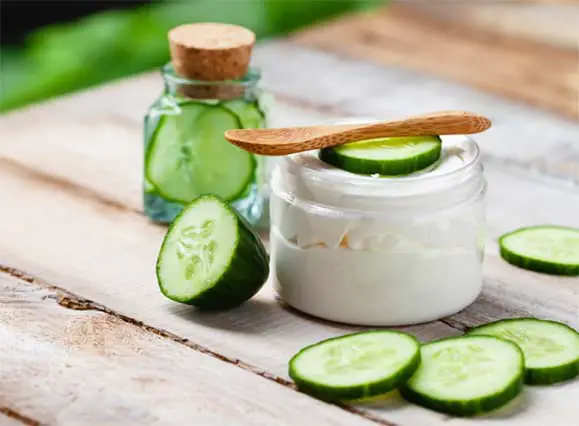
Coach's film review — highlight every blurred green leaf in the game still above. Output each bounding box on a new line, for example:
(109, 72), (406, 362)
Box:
(0, 0), (388, 112)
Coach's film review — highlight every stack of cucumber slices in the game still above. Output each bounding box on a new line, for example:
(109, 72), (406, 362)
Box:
(289, 318), (579, 417)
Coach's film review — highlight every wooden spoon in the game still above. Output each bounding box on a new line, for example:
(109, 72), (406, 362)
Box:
(224, 110), (491, 156)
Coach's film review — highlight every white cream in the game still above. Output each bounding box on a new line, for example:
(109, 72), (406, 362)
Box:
(269, 133), (486, 326)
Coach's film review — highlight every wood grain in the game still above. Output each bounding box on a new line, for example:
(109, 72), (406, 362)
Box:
(0, 413), (29, 426)
(404, 2), (579, 50)
(0, 272), (381, 426)
(292, 3), (579, 120)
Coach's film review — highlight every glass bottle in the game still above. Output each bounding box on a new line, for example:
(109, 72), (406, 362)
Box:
(143, 23), (272, 228)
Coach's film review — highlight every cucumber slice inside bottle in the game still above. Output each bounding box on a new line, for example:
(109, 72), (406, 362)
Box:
(400, 335), (524, 417)
(289, 330), (420, 401)
(499, 225), (579, 276)
(221, 99), (266, 129)
(467, 318), (579, 385)
(319, 135), (442, 176)
(146, 103), (256, 204)
(156, 195), (269, 309)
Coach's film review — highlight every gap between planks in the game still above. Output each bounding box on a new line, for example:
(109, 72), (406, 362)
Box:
(0, 409), (42, 426)
(0, 265), (396, 426)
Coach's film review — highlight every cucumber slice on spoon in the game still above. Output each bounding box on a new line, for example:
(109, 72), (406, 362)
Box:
(156, 195), (269, 309)
(400, 335), (524, 417)
(289, 330), (420, 401)
(499, 225), (579, 276)
(467, 318), (579, 384)
(319, 135), (442, 176)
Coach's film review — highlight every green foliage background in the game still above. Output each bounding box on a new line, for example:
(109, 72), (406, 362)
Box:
(0, 0), (385, 112)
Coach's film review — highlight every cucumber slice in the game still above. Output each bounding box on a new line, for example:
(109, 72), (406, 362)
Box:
(400, 336), (524, 417)
(467, 318), (579, 385)
(499, 225), (579, 276)
(319, 135), (442, 176)
(221, 99), (266, 129)
(156, 195), (269, 309)
(289, 330), (420, 401)
(146, 103), (256, 204)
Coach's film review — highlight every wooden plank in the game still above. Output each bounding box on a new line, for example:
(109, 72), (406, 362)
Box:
(402, 2), (579, 50)
(1, 146), (578, 425)
(0, 272), (381, 426)
(292, 3), (579, 120)
(448, 256), (579, 331)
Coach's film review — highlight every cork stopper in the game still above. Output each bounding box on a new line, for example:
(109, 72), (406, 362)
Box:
(168, 22), (255, 81)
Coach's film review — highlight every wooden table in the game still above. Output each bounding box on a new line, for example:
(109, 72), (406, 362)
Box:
(1, 3), (578, 425)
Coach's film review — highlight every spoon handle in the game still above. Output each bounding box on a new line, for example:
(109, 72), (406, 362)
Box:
(347, 111), (492, 140)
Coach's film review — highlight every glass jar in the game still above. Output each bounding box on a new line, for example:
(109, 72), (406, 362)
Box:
(144, 63), (272, 227)
(270, 127), (487, 326)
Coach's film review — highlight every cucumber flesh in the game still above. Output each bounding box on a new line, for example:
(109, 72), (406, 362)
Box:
(319, 135), (442, 176)
(400, 335), (524, 417)
(156, 195), (269, 309)
(467, 318), (579, 385)
(289, 330), (420, 401)
(221, 99), (266, 129)
(146, 103), (256, 203)
(499, 225), (579, 276)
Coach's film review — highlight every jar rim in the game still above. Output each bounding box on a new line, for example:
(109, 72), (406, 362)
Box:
(161, 62), (261, 87)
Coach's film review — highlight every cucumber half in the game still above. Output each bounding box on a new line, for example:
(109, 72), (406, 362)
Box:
(156, 195), (269, 309)
(467, 318), (579, 385)
(319, 135), (442, 176)
(400, 336), (524, 417)
(499, 225), (579, 276)
(146, 102), (256, 204)
(289, 330), (420, 401)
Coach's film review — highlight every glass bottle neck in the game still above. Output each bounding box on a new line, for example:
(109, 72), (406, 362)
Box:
(161, 62), (261, 100)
